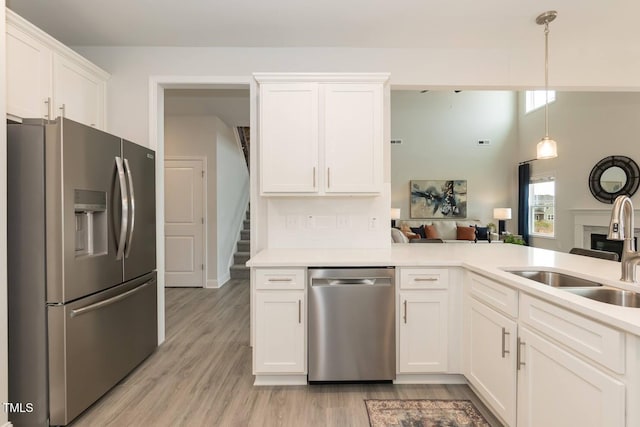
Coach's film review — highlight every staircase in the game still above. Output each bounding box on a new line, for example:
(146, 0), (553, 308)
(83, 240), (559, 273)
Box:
(230, 208), (250, 280)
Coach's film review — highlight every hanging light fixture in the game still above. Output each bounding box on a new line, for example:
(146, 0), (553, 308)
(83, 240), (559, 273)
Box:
(536, 10), (558, 160)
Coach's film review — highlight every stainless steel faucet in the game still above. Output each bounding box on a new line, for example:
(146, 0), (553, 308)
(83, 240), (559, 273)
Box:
(608, 195), (640, 283)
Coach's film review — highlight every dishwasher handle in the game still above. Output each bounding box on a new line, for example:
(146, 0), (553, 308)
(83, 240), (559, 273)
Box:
(311, 277), (392, 287)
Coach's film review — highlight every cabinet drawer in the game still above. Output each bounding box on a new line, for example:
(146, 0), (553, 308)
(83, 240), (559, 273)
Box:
(469, 273), (518, 318)
(400, 268), (449, 290)
(519, 294), (625, 374)
(255, 268), (306, 290)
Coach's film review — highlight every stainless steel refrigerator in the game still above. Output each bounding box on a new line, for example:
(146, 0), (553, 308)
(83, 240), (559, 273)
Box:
(8, 118), (158, 426)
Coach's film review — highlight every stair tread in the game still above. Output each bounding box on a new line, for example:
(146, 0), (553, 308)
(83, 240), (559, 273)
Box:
(230, 264), (249, 270)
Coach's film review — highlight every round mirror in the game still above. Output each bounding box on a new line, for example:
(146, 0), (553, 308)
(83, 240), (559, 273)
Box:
(600, 166), (627, 193)
(589, 156), (640, 203)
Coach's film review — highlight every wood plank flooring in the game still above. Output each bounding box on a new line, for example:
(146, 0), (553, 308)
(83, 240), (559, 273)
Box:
(73, 279), (503, 426)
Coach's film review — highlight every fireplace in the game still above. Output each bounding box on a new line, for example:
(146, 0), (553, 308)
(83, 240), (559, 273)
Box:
(590, 233), (637, 262)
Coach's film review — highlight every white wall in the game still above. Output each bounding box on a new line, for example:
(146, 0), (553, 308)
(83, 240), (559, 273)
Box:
(390, 90), (518, 227)
(215, 116), (249, 283)
(164, 115), (218, 284)
(0, 2), (8, 424)
(74, 46), (640, 149)
(518, 92), (640, 252)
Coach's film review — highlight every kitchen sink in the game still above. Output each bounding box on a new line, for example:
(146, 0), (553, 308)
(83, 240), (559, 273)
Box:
(508, 270), (603, 288)
(564, 288), (640, 308)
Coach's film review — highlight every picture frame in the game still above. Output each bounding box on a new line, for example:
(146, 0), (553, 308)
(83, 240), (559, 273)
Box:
(410, 180), (467, 218)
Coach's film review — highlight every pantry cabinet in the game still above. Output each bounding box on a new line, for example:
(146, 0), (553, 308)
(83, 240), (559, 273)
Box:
(6, 10), (109, 129)
(256, 74), (388, 196)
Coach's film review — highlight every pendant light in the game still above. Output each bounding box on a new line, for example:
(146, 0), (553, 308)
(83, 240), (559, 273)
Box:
(536, 10), (558, 160)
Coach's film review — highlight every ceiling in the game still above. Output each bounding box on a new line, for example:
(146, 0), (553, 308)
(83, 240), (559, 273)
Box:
(6, 1), (639, 49)
(165, 89), (250, 127)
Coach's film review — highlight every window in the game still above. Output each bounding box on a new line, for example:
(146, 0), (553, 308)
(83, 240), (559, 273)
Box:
(529, 176), (555, 237)
(525, 90), (556, 113)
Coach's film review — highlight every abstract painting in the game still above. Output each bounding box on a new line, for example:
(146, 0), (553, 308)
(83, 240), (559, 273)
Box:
(410, 180), (467, 218)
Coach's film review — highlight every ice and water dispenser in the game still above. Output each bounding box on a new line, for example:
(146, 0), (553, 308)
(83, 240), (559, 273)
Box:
(74, 189), (108, 257)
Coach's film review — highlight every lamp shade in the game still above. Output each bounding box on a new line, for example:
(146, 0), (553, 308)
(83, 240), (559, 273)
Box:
(493, 208), (512, 220)
(390, 208), (401, 220)
(537, 136), (558, 159)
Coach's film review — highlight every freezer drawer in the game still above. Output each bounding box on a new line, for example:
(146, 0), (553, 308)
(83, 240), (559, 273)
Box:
(48, 272), (157, 426)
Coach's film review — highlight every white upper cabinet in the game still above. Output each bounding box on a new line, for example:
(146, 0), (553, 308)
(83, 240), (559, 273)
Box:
(259, 83), (319, 193)
(53, 54), (106, 129)
(256, 73), (388, 196)
(322, 83), (383, 193)
(6, 20), (52, 120)
(6, 10), (109, 130)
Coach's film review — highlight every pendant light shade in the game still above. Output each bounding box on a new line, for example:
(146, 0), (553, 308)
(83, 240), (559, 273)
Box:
(535, 10), (558, 160)
(537, 136), (557, 159)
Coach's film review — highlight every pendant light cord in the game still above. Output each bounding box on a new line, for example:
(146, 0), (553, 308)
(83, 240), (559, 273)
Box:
(544, 22), (550, 138)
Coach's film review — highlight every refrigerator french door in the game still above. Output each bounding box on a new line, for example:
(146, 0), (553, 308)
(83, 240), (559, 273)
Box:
(8, 118), (157, 427)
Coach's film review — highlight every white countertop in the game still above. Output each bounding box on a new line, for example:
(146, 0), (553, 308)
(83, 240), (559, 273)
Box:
(248, 244), (640, 336)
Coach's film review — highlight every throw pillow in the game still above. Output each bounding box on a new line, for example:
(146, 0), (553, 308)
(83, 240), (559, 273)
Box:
(457, 225), (476, 241)
(410, 225), (426, 239)
(424, 225), (440, 239)
(475, 226), (489, 241)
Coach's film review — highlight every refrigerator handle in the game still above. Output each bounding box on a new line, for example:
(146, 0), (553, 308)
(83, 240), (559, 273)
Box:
(115, 156), (129, 260)
(123, 158), (136, 258)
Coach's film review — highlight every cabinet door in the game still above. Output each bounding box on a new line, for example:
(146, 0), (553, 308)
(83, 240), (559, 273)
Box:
(53, 54), (106, 129)
(398, 291), (448, 373)
(467, 298), (517, 426)
(323, 83), (383, 193)
(260, 83), (319, 193)
(517, 327), (625, 427)
(6, 23), (52, 120)
(255, 291), (305, 374)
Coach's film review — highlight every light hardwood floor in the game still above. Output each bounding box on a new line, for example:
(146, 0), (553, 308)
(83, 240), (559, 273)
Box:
(73, 279), (503, 426)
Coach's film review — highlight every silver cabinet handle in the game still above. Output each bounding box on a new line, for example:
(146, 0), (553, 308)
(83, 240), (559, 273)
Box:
(403, 300), (407, 323)
(327, 167), (331, 188)
(115, 156), (129, 260)
(268, 278), (293, 282)
(415, 277), (438, 282)
(298, 300), (302, 324)
(71, 280), (154, 317)
(517, 337), (526, 370)
(44, 97), (52, 121)
(123, 158), (135, 258)
(502, 328), (510, 358)
(59, 103), (66, 118)
(313, 167), (316, 188)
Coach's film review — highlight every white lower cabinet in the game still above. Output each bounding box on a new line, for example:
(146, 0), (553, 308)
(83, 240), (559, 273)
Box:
(398, 290), (448, 373)
(467, 298), (517, 426)
(517, 326), (625, 427)
(465, 273), (628, 427)
(254, 291), (305, 374)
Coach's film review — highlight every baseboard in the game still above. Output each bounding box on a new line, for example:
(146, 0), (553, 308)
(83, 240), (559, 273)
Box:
(205, 279), (219, 289)
(393, 373), (467, 385)
(217, 272), (231, 288)
(253, 375), (307, 386)
(2, 421), (13, 427)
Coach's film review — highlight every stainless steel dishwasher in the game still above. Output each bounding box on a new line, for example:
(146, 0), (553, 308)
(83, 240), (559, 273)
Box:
(308, 267), (395, 382)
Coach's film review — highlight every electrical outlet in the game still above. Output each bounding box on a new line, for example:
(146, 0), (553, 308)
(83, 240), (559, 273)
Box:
(285, 215), (299, 230)
(477, 139), (491, 146)
(336, 215), (350, 229)
(369, 216), (379, 230)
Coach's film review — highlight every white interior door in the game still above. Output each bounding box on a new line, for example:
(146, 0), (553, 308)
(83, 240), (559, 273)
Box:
(164, 158), (205, 287)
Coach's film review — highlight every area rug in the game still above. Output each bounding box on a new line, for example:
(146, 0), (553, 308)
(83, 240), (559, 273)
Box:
(365, 399), (490, 427)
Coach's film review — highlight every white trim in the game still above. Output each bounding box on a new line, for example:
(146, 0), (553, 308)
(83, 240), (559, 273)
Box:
(1, 422), (13, 427)
(150, 75), (253, 345)
(393, 374), (466, 385)
(253, 375), (308, 386)
(253, 72), (390, 84)
(165, 156), (207, 289)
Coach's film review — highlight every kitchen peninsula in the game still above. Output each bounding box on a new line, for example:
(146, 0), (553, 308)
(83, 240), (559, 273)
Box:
(248, 244), (640, 427)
